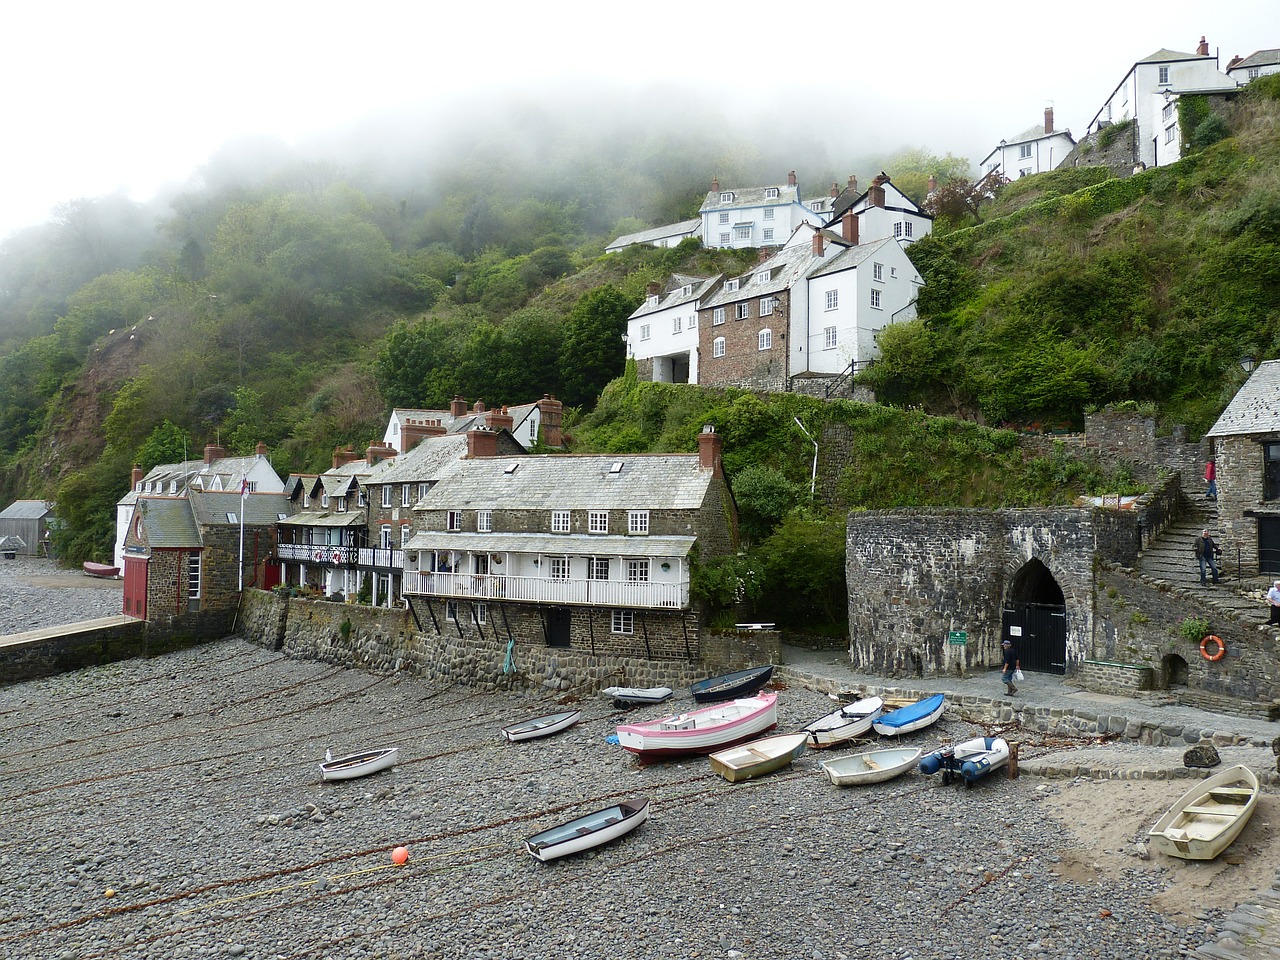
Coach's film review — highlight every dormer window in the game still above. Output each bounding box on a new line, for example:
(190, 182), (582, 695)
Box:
(764, 187), (779, 199)
(719, 191), (734, 202)
(813, 200), (825, 211)
(647, 294), (659, 305)
(681, 284), (692, 297)
(758, 270), (771, 283)
(725, 279), (739, 292)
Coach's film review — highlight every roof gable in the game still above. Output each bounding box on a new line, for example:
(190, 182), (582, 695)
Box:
(1205, 360), (1280, 437)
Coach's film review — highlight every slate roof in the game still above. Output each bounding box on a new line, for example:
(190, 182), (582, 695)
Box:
(391, 402), (539, 442)
(700, 183), (801, 213)
(629, 274), (720, 319)
(1230, 49), (1280, 69)
(404, 531), (696, 558)
(0, 500), (53, 520)
(132, 498), (203, 548)
(415, 454), (715, 512)
(367, 434), (471, 486)
(808, 237), (900, 280)
(278, 511), (366, 529)
(1205, 360), (1280, 438)
(1137, 47), (1210, 64)
(607, 219), (701, 250)
(189, 491), (293, 526)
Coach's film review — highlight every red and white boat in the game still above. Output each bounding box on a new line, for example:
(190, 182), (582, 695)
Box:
(83, 561), (120, 579)
(615, 692), (778, 761)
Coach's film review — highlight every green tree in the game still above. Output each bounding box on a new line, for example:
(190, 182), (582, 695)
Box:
(135, 420), (191, 470)
(559, 285), (636, 407)
(731, 464), (806, 544)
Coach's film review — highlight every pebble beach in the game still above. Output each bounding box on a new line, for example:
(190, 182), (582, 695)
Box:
(1, 557), (1275, 960)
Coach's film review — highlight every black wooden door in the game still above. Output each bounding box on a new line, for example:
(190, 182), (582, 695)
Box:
(1260, 518), (1280, 575)
(1002, 602), (1066, 674)
(546, 607), (571, 647)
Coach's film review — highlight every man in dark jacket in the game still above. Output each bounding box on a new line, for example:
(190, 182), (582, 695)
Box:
(1195, 529), (1221, 585)
(1001, 638), (1020, 695)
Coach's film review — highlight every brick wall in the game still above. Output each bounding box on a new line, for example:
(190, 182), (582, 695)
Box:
(697, 293), (789, 392)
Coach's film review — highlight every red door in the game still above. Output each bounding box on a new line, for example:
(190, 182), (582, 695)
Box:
(123, 556), (148, 620)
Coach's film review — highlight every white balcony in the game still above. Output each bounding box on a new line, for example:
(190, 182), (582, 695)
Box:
(402, 570), (687, 610)
(275, 543), (403, 570)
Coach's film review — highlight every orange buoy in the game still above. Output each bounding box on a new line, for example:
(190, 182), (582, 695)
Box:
(391, 846), (409, 865)
(1200, 635), (1226, 662)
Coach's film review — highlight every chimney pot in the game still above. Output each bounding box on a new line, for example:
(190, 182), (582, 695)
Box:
(830, 181), (839, 198)
(1196, 36), (1209, 56)
(841, 211), (858, 245)
(203, 442), (226, 465)
(473, 398), (485, 414)
(848, 174), (857, 192)
(466, 427), (499, 459)
(711, 176), (720, 192)
(811, 231), (824, 257)
(697, 425), (722, 472)
(1044, 106), (1054, 134)
(255, 441), (268, 457)
(450, 396), (467, 417)
(787, 170), (797, 187)
(132, 465), (144, 489)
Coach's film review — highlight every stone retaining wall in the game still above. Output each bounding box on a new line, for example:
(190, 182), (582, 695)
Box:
(1, 619), (168, 684)
(1077, 659), (1155, 695)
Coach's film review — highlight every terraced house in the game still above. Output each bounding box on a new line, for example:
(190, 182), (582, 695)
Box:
(400, 426), (736, 660)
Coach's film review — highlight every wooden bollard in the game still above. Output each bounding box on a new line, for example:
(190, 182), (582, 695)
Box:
(1007, 741), (1019, 780)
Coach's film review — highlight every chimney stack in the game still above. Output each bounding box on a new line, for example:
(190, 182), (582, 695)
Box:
(401, 417), (446, 451)
(869, 175), (887, 209)
(697, 425), (722, 473)
(927, 175), (938, 194)
(848, 174), (858, 193)
(811, 231), (825, 257)
(1044, 106), (1054, 134)
(255, 441), (268, 457)
(486, 405), (514, 433)
(331, 445), (357, 469)
(132, 465), (144, 490)
(841, 211), (859, 245)
(450, 395), (467, 417)
(830, 181), (839, 198)
(466, 427), (499, 459)
(787, 170), (797, 187)
(1196, 36), (1209, 56)
(711, 176), (720, 192)
(366, 441), (397, 466)
(203, 442), (226, 465)
(472, 398), (486, 414)
(537, 395), (564, 447)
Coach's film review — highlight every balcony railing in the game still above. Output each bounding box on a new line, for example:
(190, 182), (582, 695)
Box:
(275, 543), (403, 570)
(402, 570), (687, 610)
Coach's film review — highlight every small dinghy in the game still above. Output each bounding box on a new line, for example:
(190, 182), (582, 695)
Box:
(690, 664), (773, 703)
(525, 798), (649, 862)
(615, 693), (778, 761)
(709, 732), (808, 783)
(920, 736), (1010, 786)
(82, 561), (120, 578)
(802, 696), (884, 749)
(601, 686), (674, 708)
(320, 746), (399, 782)
(1147, 764), (1260, 861)
(819, 746), (922, 786)
(871, 693), (945, 737)
(501, 709), (582, 743)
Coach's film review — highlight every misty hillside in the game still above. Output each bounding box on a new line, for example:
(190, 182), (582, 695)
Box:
(1, 81), (1277, 568)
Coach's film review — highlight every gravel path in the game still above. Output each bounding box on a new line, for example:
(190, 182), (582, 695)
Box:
(0, 638), (1236, 960)
(0, 557), (121, 636)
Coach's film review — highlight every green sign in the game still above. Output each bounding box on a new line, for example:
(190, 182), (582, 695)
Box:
(947, 631), (968, 645)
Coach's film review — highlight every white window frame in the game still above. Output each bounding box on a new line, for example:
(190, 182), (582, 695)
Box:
(758, 328), (772, 351)
(736, 302), (750, 320)
(628, 510), (649, 534)
(713, 337), (725, 358)
(725, 279), (738, 292)
(713, 307), (725, 325)
(446, 600), (459, 622)
(893, 222), (903, 238)
(381, 485), (392, 508)
(763, 228), (773, 242)
(1158, 64), (1170, 84)
(187, 552), (201, 600)
(873, 262), (883, 281)
(825, 290), (838, 311)
(719, 232), (730, 245)
(672, 316), (682, 334)
(611, 609), (634, 634)
(719, 191), (734, 202)
(640, 324), (650, 341)
(824, 326), (838, 349)
(1018, 143), (1032, 159)
(759, 297), (773, 317)
(718, 212), (730, 224)
(763, 206), (775, 219)
(588, 557), (610, 580)
(1164, 124), (1176, 143)
(764, 187), (779, 200)
(870, 288), (882, 309)
(626, 558), (650, 582)
(474, 602), (487, 625)
(447, 510), (462, 531)
(477, 510), (492, 532)
(400, 525), (412, 546)
(380, 524), (392, 549)
(734, 225), (750, 241)
(402, 484), (411, 507)
(419, 482), (430, 501)
(548, 556), (570, 580)
(688, 313), (697, 329)
(551, 510), (570, 532)
(588, 511), (608, 534)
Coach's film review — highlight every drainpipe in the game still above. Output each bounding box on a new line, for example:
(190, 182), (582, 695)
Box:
(793, 418), (818, 499)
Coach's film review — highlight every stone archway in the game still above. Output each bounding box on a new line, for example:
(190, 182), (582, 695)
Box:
(1002, 558), (1067, 674)
(1159, 653), (1190, 689)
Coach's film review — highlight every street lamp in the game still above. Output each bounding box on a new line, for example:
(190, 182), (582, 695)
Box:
(1240, 355), (1257, 373)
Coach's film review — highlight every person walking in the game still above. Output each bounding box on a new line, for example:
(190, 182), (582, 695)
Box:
(1267, 580), (1280, 626)
(1001, 638), (1020, 696)
(1204, 460), (1217, 501)
(1194, 529), (1222, 585)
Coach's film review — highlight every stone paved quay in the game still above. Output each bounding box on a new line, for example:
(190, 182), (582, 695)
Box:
(778, 645), (1280, 960)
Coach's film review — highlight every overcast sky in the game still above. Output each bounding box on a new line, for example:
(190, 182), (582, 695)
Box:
(2, 0), (1277, 240)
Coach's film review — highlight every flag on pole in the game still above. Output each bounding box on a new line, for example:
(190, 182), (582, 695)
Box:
(241, 476), (250, 500)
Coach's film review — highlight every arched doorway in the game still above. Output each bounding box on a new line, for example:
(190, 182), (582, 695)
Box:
(1002, 558), (1067, 674)
(1159, 653), (1189, 689)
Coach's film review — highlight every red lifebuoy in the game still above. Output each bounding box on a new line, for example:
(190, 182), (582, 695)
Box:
(1200, 635), (1225, 662)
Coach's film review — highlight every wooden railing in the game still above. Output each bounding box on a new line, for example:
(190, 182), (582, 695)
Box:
(402, 570), (687, 609)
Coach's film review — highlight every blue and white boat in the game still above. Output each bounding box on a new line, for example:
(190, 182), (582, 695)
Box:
(919, 736), (1010, 786)
(871, 693), (945, 737)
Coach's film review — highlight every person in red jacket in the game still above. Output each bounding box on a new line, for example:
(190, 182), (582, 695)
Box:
(1204, 460), (1217, 501)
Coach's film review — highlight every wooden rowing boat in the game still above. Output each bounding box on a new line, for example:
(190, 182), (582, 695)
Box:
(525, 798), (649, 861)
(83, 561), (120, 578)
(819, 747), (922, 786)
(871, 693), (945, 737)
(319, 746), (399, 781)
(1147, 764), (1260, 860)
(709, 732), (808, 783)
(601, 686), (674, 707)
(801, 696), (884, 749)
(689, 664), (773, 703)
(919, 736), (1010, 786)
(615, 692), (778, 761)
(500, 709), (582, 742)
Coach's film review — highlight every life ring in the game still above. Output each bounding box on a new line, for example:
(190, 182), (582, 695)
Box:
(1200, 635), (1225, 662)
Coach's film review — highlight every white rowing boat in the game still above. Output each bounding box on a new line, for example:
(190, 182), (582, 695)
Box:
(319, 746), (399, 781)
(819, 747), (921, 786)
(1147, 764), (1260, 860)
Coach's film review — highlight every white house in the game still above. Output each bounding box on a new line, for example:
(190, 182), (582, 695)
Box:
(625, 273), (721, 384)
(977, 108), (1077, 180)
(383, 395), (563, 452)
(823, 173), (933, 246)
(1085, 37), (1237, 170)
(699, 172), (825, 250)
(114, 442), (285, 574)
(1226, 48), (1280, 85)
(605, 219), (702, 254)
(695, 214), (923, 391)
